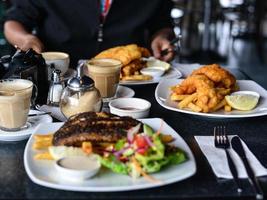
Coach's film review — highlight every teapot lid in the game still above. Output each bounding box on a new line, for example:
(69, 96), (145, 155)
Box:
(67, 62), (94, 91)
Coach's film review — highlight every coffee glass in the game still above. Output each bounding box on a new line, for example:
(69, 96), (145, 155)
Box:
(86, 58), (122, 102)
(0, 79), (33, 131)
(42, 52), (70, 76)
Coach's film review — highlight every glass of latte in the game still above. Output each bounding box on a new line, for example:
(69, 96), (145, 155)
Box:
(86, 58), (122, 102)
(0, 79), (33, 131)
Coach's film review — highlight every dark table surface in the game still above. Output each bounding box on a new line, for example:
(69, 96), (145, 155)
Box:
(0, 69), (267, 200)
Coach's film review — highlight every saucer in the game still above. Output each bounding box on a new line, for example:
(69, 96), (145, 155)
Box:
(115, 86), (135, 98)
(0, 110), (52, 142)
(103, 86), (135, 103)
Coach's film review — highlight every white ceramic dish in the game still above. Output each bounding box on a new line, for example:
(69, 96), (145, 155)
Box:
(109, 98), (151, 118)
(140, 67), (165, 78)
(55, 155), (101, 181)
(0, 110), (52, 141)
(24, 119), (196, 192)
(115, 86), (135, 98)
(155, 79), (267, 118)
(120, 67), (182, 85)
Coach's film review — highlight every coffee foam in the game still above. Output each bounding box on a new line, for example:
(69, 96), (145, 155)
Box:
(87, 58), (122, 74)
(0, 80), (33, 93)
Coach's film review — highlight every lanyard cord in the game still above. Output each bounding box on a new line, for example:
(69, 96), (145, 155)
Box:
(98, 0), (112, 43)
(100, 0), (112, 22)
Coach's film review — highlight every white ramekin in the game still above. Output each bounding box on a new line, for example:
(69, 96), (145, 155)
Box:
(109, 98), (151, 118)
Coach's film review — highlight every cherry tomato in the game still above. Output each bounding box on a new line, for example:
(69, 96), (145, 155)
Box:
(135, 135), (148, 149)
(136, 148), (147, 155)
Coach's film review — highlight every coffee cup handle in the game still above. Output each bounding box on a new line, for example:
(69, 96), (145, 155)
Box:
(31, 84), (38, 109)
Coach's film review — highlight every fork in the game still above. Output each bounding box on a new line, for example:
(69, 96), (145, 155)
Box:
(214, 126), (242, 193)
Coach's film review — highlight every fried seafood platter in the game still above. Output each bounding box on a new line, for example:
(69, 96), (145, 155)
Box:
(94, 44), (170, 82)
(170, 64), (239, 113)
(32, 112), (188, 181)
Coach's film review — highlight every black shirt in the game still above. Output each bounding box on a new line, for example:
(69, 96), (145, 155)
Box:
(5, 0), (173, 66)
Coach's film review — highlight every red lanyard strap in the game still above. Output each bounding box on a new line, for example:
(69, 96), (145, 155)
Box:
(100, 0), (112, 22)
(98, 0), (113, 43)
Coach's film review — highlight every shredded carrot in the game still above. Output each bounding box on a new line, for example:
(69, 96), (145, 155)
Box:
(131, 156), (161, 183)
(155, 119), (164, 136)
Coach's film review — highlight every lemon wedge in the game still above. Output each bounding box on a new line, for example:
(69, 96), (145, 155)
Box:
(49, 146), (87, 160)
(225, 94), (259, 111)
(146, 58), (170, 71)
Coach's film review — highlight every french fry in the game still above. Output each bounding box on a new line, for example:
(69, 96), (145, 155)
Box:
(224, 104), (232, 112)
(170, 93), (190, 101)
(34, 134), (53, 141)
(34, 152), (53, 160)
(34, 134), (53, 138)
(82, 142), (93, 154)
(169, 86), (177, 91)
(96, 142), (114, 148)
(32, 140), (52, 150)
(216, 88), (231, 95)
(121, 74), (152, 81)
(212, 99), (226, 111)
(178, 93), (197, 109)
(160, 134), (174, 143)
(187, 102), (202, 112)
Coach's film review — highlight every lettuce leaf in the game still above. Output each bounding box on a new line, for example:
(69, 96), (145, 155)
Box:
(135, 145), (187, 173)
(114, 139), (126, 151)
(100, 155), (128, 175)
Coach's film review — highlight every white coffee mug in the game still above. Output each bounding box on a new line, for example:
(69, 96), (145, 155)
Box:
(42, 52), (70, 76)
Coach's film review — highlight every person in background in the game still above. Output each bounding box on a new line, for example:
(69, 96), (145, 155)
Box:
(4, 0), (175, 66)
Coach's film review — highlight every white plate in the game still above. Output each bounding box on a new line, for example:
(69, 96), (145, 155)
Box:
(119, 67), (182, 85)
(115, 85), (135, 98)
(155, 79), (267, 118)
(24, 118), (196, 192)
(0, 110), (52, 141)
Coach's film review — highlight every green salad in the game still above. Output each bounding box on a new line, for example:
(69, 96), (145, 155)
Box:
(100, 123), (187, 179)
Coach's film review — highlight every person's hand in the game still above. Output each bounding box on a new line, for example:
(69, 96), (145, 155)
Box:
(151, 36), (174, 62)
(19, 34), (44, 53)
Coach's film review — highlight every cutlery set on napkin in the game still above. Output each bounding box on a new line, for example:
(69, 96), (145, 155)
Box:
(195, 131), (267, 199)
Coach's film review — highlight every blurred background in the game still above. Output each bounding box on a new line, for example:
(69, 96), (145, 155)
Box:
(170, 0), (267, 89)
(0, 0), (267, 88)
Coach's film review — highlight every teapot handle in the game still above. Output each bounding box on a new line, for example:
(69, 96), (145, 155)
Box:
(76, 62), (85, 79)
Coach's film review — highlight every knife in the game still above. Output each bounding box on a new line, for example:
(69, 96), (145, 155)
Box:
(160, 36), (181, 57)
(231, 136), (264, 200)
(28, 112), (51, 117)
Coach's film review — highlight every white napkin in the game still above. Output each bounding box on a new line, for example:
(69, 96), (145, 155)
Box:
(38, 105), (66, 122)
(195, 136), (267, 179)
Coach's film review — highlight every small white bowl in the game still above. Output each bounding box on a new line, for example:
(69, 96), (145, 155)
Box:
(55, 155), (100, 181)
(140, 67), (165, 78)
(109, 98), (151, 118)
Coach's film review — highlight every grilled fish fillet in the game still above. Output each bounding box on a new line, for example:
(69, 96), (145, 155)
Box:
(52, 112), (140, 146)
